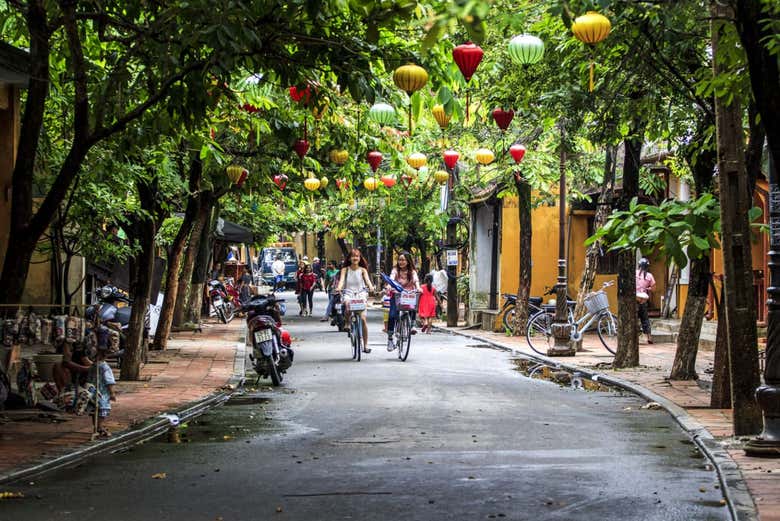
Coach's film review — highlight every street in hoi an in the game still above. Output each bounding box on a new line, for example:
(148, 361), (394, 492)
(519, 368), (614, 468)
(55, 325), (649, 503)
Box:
(0, 2), (779, 520)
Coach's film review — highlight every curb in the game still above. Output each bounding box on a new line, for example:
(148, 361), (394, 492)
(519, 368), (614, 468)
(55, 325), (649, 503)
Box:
(433, 325), (758, 521)
(0, 324), (249, 486)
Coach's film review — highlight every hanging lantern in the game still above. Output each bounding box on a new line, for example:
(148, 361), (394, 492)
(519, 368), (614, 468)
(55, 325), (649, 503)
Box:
(364, 177), (379, 192)
(432, 104), (451, 129)
(381, 174), (397, 188)
(433, 170), (449, 185)
(273, 174), (288, 191)
(294, 139), (310, 159)
(510, 144), (527, 164)
(492, 108), (515, 131)
(289, 85), (312, 106)
(475, 148), (495, 165)
(330, 149), (348, 166)
(393, 64), (428, 95)
(401, 174), (414, 188)
(571, 11), (612, 92)
(367, 151), (383, 173)
(311, 97), (329, 120)
(236, 169), (248, 188)
(508, 35), (545, 66)
(368, 103), (396, 127)
(226, 165), (244, 184)
(452, 41), (484, 82)
(304, 177), (321, 191)
(443, 150), (460, 170)
(336, 178), (348, 190)
(319, 176), (329, 189)
(406, 153), (427, 170)
(393, 64), (428, 135)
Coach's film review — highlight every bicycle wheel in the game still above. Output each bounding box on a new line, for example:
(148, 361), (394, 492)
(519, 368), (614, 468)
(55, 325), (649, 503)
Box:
(596, 311), (618, 355)
(526, 312), (554, 356)
(502, 305), (517, 333)
(350, 315), (359, 361)
(354, 313), (363, 361)
(398, 314), (412, 361)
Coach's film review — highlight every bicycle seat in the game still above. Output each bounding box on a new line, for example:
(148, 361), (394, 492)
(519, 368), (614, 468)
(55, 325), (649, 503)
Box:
(529, 296), (542, 306)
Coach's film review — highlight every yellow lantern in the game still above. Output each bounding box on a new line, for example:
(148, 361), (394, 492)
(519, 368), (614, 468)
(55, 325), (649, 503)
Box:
(475, 148), (495, 165)
(329, 149), (348, 166)
(364, 177), (379, 192)
(312, 97), (329, 120)
(432, 104), (451, 129)
(406, 152), (427, 170)
(571, 11), (612, 92)
(433, 170), (449, 185)
(319, 176), (329, 189)
(393, 64), (428, 95)
(304, 177), (321, 191)
(226, 164), (244, 184)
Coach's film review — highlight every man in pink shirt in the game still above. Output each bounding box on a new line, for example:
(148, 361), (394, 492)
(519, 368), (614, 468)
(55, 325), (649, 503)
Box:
(636, 257), (656, 344)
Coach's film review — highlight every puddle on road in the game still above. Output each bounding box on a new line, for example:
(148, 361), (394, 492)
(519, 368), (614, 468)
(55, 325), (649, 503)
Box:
(510, 358), (616, 393)
(162, 393), (282, 444)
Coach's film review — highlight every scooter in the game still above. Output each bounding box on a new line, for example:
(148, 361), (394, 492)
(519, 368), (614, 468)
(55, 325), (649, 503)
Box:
(85, 285), (150, 364)
(245, 293), (293, 386)
(208, 279), (240, 324)
(329, 291), (347, 332)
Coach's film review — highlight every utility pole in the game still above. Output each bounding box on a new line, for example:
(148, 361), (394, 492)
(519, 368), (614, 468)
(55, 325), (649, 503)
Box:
(446, 164), (459, 327)
(549, 118), (574, 356)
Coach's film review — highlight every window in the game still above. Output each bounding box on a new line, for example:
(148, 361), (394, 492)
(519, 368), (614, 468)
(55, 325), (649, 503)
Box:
(588, 217), (619, 274)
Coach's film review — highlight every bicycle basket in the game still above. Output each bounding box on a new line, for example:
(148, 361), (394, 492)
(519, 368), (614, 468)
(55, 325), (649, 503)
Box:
(346, 298), (366, 312)
(397, 291), (418, 311)
(584, 291), (609, 313)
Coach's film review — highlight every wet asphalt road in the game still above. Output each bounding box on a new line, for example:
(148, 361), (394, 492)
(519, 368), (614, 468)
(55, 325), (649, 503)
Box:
(4, 291), (728, 521)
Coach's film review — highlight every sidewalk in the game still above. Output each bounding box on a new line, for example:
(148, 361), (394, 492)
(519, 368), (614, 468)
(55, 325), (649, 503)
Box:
(0, 320), (244, 482)
(437, 321), (780, 521)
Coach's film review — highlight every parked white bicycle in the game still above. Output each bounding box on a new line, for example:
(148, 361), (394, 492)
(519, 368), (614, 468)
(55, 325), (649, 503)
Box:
(526, 281), (617, 355)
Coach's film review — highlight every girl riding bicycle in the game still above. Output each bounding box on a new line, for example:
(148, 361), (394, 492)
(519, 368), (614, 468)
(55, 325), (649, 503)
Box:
(385, 251), (421, 351)
(336, 249), (375, 353)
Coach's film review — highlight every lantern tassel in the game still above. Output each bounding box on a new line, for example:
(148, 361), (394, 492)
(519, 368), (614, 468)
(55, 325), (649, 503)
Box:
(589, 60), (594, 92)
(408, 98), (413, 136)
(466, 90), (470, 123)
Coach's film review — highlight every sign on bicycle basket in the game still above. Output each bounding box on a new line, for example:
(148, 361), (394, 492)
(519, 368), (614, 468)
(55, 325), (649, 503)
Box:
(399, 291), (418, 310)
(347, 298), (366, 312)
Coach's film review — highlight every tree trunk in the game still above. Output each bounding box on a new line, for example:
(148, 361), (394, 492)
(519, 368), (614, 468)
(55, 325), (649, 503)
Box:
(613, 128), (644, 368)
(670, 256), (710, 379)
(712, 1), (763, 435)
(172, 194), (211, 326)
(121, 180), (157, 380)
(670, 119), (717, 380)
(710, 276), (732, 408)
(574, 145), (615, 324)
(153, 158), (202, 348)
(513, 175), (532, 335)
(187, 201), (217, 323)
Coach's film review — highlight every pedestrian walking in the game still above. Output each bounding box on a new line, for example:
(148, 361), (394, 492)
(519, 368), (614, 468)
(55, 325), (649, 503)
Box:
(636, 257), (656, 344)
(87, 345), (116, 437)
(299, 264), (317, 316)
(321, 261), (340, 322)
(418, 274), (437, 333)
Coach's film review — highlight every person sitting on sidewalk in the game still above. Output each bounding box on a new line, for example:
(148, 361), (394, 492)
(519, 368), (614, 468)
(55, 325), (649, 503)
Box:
(88, 345), (116, 437)
(53, 341), (92, 393)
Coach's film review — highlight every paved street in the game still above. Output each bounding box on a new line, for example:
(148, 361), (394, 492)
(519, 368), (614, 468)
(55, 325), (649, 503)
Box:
(3, 292), (728, 521)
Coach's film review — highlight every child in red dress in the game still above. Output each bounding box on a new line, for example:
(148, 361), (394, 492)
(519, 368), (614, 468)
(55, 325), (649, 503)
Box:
(417, 274), (437, 334)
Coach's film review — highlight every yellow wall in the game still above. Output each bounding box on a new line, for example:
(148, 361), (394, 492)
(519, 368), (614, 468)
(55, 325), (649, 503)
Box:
(0, 83), (20, 266)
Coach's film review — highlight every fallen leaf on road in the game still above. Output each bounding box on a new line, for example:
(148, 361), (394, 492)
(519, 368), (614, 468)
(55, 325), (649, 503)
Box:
(0, 492), (24, 499)
(641, 402), (662, 410)
(276, 506), (283, 513)
(151, 473), (167, 480)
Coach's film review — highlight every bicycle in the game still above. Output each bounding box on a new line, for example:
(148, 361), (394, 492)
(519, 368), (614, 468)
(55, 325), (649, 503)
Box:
(501, 287), (575, 333)
(526, 281), (617, 356)
(390, 290), (418, 362)
(342, 289), (368, 362)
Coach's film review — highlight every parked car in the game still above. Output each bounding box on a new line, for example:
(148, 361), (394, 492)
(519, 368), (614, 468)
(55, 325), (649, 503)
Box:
(259, 246), (299, 289)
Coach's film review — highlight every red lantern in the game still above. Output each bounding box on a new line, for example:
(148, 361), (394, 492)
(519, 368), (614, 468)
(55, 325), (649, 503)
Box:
(273, 174), (288, 190)
(443, 150), (460, 170)
(510, 144), (526, 164)
(381, 174), (396, 188)
(236, 169), (248, 188)
(367, 151), (383, 173)
(452, 42), (484, 82)
(492, 108), (515, 131)
(294, 139), (310, 159)
(289, 85), (312, 105)
(401, 174), (414, 188)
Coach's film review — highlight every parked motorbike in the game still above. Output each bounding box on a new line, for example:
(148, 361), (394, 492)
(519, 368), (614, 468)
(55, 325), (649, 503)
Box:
(85, 285), (149, 364)
(245, 293), (293, 386)
(208, 279), (240, 324)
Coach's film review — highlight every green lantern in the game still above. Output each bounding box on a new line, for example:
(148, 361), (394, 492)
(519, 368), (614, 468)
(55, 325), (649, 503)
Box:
(368, 103), (396, 127)
(508, 34), (545, 65)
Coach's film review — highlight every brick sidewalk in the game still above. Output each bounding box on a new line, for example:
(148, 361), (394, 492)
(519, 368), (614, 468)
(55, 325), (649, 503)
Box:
(440, 322), (780, 521)
(0, 320), (243, 477)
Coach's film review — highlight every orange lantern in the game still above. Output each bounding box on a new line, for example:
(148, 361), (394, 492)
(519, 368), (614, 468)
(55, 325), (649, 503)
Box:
(393, 63), (428, 135)
(432, 104), (451, 129)
(304, 177), (321, 191)
(364, 177), (379, 191)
